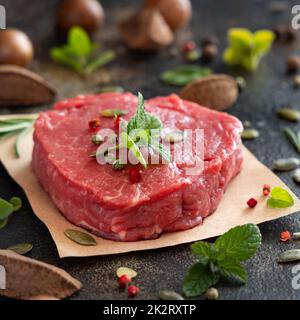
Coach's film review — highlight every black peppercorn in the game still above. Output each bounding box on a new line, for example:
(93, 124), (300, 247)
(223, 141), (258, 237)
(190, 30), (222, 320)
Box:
(287, 55), (300, 74)
(201, 44), (218, 62)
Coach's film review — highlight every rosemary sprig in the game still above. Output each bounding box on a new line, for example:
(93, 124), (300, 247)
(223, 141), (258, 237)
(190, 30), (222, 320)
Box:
(0, 118), (35, 158)
(283, 127), (300, 154)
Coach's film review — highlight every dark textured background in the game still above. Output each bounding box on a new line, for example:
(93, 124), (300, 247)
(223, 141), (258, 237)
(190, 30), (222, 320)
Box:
(1, 0), (300, 300)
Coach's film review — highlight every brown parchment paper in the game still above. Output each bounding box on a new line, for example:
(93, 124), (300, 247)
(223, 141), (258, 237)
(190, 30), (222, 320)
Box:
(1, 114), (300, 258)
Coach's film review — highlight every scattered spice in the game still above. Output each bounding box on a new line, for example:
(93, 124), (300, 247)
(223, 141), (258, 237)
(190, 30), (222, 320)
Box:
(273, 157), (300, 171)
(0, 249), (82, 299)
(286, 55), (300, 74)
(128, 285), (140, 297)
(184, 49), (201, 62)
(247, 198), (257, 208)
(182, 41), (196, 52)
(129, 167), (142, 183)
(280, 230), (292, 242)
(116, 267), (138, 279)
(204, 287), (219, 300)
(7, 243), (33, 255)
(88, 118), (101, 130)
(201, 44), (218, 62)
(118, 275), (131, 289)
(293, 75), (300, 88)
(159, 290), (184, 300)
(101, 109), (128, 118)
(263, 184), (271, 196)
(278, 249), (300, 263)
(64, 229), (97, 246)
(91, 134), (103, 145)
(277, 108), (300, 122)
(241, 129), (259, 140)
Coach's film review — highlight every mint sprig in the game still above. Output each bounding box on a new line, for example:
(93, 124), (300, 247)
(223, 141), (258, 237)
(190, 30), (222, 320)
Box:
(0, 197), (22, 230)
(183, 224), (261, 297)
(50, 26), (116, 76)
(223, 28), (275, 71)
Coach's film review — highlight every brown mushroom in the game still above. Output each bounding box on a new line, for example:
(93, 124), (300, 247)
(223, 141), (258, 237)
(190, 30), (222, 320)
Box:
(0, 29), (33, 67)
(57, 0), (104, 34)
(145, 0), (192, 30)
(119, 8), (174, 51)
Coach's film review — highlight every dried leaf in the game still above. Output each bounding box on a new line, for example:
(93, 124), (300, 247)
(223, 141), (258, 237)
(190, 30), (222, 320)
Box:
(7, 243), (33, 255)
(0, 249), (81, 299)
(64, 229), (97, 246)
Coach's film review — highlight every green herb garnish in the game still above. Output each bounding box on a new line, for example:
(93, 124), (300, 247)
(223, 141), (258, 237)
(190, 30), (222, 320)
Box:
(101, 109), (128, 118)
(50, 26), (116, 76)
(0, 196), (22, 230)
(160, 65), (212, 86)
(283, 127), (300, 154)
(0, 118), (35, 158)
(223, 28), (275, 71)
(267, 186), (294, 208)
(183, 223), (261, 297)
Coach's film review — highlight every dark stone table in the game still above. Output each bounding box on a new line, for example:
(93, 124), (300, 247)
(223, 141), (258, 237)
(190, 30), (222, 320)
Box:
(1, 0), (300, 300)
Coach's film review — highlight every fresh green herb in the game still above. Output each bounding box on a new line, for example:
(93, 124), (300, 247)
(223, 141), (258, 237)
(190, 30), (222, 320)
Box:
(183, 224), (261, 297)
(223, 28), (275, 71)
(160, 65), (212, 86)
(0, 196), (22, 230)
(64, 229), (97, 246)
(7, 243), (33, 255)
(50, 26), (116, 76)
(267, 186), (294, 208)
(0, 118), (35, 158)
(283, 127), (300, 154)
(101, 109), (128, 118)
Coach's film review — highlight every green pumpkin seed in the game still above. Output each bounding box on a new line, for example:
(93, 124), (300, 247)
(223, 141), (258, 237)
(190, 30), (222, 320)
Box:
(64, 229), (97, 246)
(101, 109), (128, 117)
(293, 232), (300, 239)
(7, 243), (33, 255)
(293, 169), (300, 183)
(164, 131), (187, 143)
(97, 85), (124, 94)
(116, 267), (137, 279)
(273, 157), (300, 171)
(277, 108), (300, 122)
(241, 129), (259, 140)
(278, 249), (300, 262)
(0, 219), (8, 230)
(159, 290), (184, 300)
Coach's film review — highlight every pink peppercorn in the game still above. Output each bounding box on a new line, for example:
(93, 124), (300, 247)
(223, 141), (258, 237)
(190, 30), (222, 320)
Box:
(118, 275), (131, 289)
(129, 167), (142, 183)
(128, 285), (140, 297)
(247, 198), (257, 208)
(182, 41), (196, 52)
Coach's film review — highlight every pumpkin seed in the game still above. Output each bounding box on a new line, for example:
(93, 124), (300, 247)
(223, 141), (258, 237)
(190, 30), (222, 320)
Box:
(116, 267), (137, 279)
(0, 219), (8, 230)
(278, 249), (300, 262)
(64, 229), (97, 246)
(97, 85), (124, 94)
(7, 243), (33, 255)
(293, 232), (300, 239)
(204, 287), (219, 300)
(277, 108), (300, 122)
(164, 131), (187, 143)
(243, 120), (251, 128)
(273, 157), (300, 171)
(241, 129), (259, 140)
(293, 169), (300, 183)
(159, 290), (184, 300)
(101, 109), (128, 118)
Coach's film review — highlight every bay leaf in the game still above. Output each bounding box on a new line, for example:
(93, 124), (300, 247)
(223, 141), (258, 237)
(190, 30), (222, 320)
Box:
(7, 243), (33, 255)
(64, 229), (97, 246)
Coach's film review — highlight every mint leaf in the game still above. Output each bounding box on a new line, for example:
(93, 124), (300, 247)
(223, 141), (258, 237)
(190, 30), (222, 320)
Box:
(161, 65), (212, 86)
(0, 198), (14, 220)
(267, 187), (294, 208)
(223, 28), (274, 71)
(120, 132), (147, 168)
(218, 257), (247, 284)
(215, 224), (262, 261)
(183, 263), (220, 297)
(68, 26), (93, 57)
(9, 197), (22, 212)
(191, 241), (216, 265)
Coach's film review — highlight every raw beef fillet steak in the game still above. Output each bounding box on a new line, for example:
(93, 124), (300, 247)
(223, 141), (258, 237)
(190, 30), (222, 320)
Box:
(32, 93), (243, 241)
